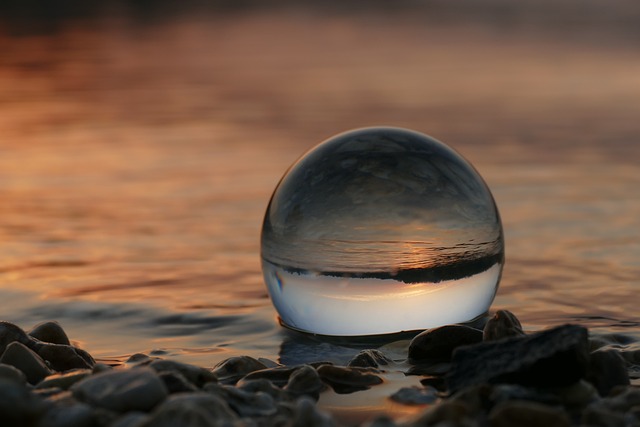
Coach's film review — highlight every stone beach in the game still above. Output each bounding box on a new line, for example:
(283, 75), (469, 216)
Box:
(0, 312), (638, 426)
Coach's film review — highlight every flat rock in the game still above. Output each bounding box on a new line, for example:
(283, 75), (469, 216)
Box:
(71, 366), (168, 412)
(447, 324), (589, 393)
(1, 341), (53, 384)
(483, 310), (525, 341)
(489, 400), (571, 427)
(586, 349), (630, 396)
(408, 325), (483, 362)
(29, 321), (71, 346)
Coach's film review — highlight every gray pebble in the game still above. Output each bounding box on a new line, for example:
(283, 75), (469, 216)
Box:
(389, 386), (438, 405)
(38, 400), (97, 427)
(289, 397), (335, 427)
(0, 321), (33, 355)
(483, 310), (525, 341)
(1, 341), (53, 384)
(36, 343), (95, 371)
(148, 359), (217, 388)
(0, 378), (48, 426)
(204, 382), (277, 417)
(408, 325), (483, 362)
(71, 367), (168, 412)
(488, 400), (570, 427)
(237, 378), (289, 402)
(29, 321), (71, 346)
(158, 370), (199, 394)
(212, 355), (267, 385)
(239, 366), (298, 387)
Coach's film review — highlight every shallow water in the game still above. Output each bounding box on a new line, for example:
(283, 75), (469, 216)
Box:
(1, 7), (639, 422)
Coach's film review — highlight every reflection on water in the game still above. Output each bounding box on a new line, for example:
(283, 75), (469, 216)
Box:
(0, 5), (639, 390)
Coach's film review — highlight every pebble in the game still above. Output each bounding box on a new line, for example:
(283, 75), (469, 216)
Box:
(71, 367), (168, 412)
(237, 378), (289, 402)
(389, 386), (438, 405)
(211, 355), (267, 385)
(0, 321), (34, 355)
(288, 397), (335, 427)
(408, 325), (483, 362)
(483, 309), (525, 341)
(587, 349), (630, 396)
(239, 366), (298, 387)
(143, 393), (237, 427)
(0, 341), (53, 384)
(36, 369), (92, 390)
(29, 321), (71, 346)
(149, 359), (217, 388)
(38, 399), (98, 427)
(488, 400), (571, 427)
(347, 349), (392, 368)
(157, 370), (199, 393)
(0, 362), (28, 385)
(316, 365), (383, 394)
(37, 343), (95, 372)
(447, 324), (589, 392)
(110, 412), (150, 427)
(204, 382), (277, 417)
(284, 365), (326, 399)
(0, 378), (48, 426)
(409, 399), (473, 426)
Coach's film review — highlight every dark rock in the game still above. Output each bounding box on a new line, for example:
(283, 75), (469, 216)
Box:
(601, 386), (640, 412)
(71, 367), (168, 412)
(490, 383), (560, 407)
(419, 376), (446, 391)
(36, 369), (92, 390)
(347, 349), (392, 368)
(582, 402), (627, 427)
(483, 310), (525, 341)
(38, 400), (98, 427)
(0, 321), (33, 355)
(409, 400), (474, 426)
(489, 401), (571, 427)
(239, 366), (299, 387)
(0, 378), (48, 426)
(406, 361), (451, 376)
(37, 343), (95, 371)
(408, 325), (482, 362)
(362, 415), (398, 427)
(447, 324), (589, 393)
(29, 321), (71, 346)
(0, 363), (27, 385)
(125, 353), (153, 366)
(389, 386), (438, 405)
(204, 382), (277, 417)
(289, 397), (335, 427)
(158, 370), (198, 394)
(149, 359), (216, 388)
(237, 378), (289, 402)
(143, 392), (237, 427)
(550, 380), (599, 410)
(211, 356), (267, 385)
(1, 341), (53, 384)
(284, 365), (326, 399)
(111, 412), (150, 427)
(587, 349), (630, 396)
(316, 365), (383, 394)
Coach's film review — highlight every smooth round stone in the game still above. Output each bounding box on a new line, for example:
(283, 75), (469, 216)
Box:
(261, 127), (504, 335)
(28, 321), (71, 346)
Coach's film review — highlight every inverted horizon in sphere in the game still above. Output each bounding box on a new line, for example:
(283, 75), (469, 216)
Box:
(261, 127), (504, 336)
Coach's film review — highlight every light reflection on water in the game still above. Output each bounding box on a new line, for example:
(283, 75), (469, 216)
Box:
(0, 8), (639, 388)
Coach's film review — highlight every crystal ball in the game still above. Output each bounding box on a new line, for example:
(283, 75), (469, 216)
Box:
(261, 127), (504, 336)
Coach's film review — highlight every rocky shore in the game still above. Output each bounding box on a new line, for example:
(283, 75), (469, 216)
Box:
(1, 311), (638, 427)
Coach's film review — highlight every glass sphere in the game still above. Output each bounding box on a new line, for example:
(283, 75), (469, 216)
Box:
(261, 127), (504, 336)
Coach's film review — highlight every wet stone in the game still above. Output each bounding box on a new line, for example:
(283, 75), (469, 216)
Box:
(347, 349), (393, 368)
(37, 343), (95, 372)
(587, 349), (630, 396)
(111, 412), (150, 427)
(39, 399), (97, 427)
(289, 397), (335, 427)
(0, 341), (53, 385)
(149, 359), (216, 388)
(483, 310), (525, 341)
(316, 365), (383, 394)
(447, 324), (589, 392)
(284, 365), (326, 399)
(389, 386), (438, 405)
(126, 353), (153, 366)
(0, 321), (33, 355)
(239, 366), (298, 388)
(211, 355), (267, 385)
(237, 378), (289, 402)
(489, 400), (571, 427)
(408, 325), (483, 362)
(71, 366), (168, 412)
(36, 369), (92, 390)
(29, 321), (71, 346)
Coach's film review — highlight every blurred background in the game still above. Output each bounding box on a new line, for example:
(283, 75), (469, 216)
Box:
(0, 1), (639, 366)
